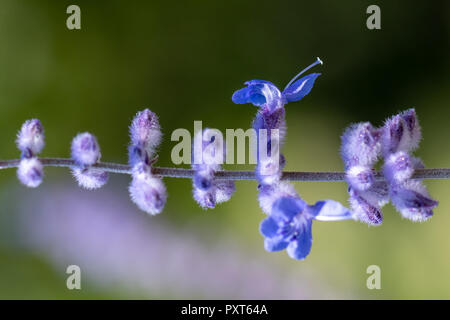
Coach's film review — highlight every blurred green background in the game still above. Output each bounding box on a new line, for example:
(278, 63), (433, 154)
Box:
(0, 0), (449, 299)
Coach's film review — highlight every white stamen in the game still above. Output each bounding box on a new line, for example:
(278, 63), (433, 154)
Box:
(284, 57), (323, 91)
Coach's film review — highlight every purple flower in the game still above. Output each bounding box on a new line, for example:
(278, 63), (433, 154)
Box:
(70, 132), (108, 189)
(382, 108), (421, 155)
(390, 180), (438, 222)
(260, 197), (352, 260)
(340, 122), (386, 225)
(128, 109), (167, 215)
(348, 182), (389, 225)
(71, 132), (101, 166)
(381, 109), (437, 222)
(129, 109), (162, 156)
(16, 119), (45, 188)
(341, 122), (381, 169)
(16, 119), (45, 156)
(232, 58), (322, 111)
(17, 157), (44, 188)
(72, 167), (108, 190)
(129, 167), (167, 215)
(232, 58), (322, 185)
(383, 151), (418, 185)
(192, 129), (235, 209)
(257, 181), (298, 215)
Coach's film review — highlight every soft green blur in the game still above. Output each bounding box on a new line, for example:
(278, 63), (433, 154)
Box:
(0, 0), (449, 299)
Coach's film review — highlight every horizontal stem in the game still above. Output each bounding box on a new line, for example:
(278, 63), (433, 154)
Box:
(1, 157), (449, 182)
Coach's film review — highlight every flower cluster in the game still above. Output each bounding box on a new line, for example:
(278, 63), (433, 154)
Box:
(128, 109), (167, 215)
(8, 58), (442, 262)
(191, 128), (235, 209)
(382, 109), (438, 222)
(232, 58), (352, 260)
(71, 132), (108, 189)
(341, 123), (388, 225)
(16, 119), (45, 188)
(341, 109), (438, 225)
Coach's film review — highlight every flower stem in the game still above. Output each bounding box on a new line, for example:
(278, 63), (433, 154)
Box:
(1, 157), (449, 181)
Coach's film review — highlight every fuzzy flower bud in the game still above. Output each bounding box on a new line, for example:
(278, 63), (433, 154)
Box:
(17, 157), (44, 188)
(390, 180), (438, 222)
(341, 122), (381, 169)
(16, 119), (45, 156)
(72, 167), (108, 190)
(16, 119), (45, 188)
(129, 109), (162, 155)
(383, 151), (415, 185)
(345, 165), (375, 191)
(381, 109), (437, 222)
(341, 122), (387, 225)
(191, 129), (235, 209)
(71, 132), (101, 166)
(348, 182), (389, 225)
(128, 110), (167, 215)
(129, 171), (167, 215)
(70, 132), (108, 189)
(382, 108), (421, 155)
(214, 180), (236, 204)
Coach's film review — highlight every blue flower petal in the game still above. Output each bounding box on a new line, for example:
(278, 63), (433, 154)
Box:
(264, 236), (289, 252)
(259, 217), (279, 238)
(232, 86), (266, 106)
(271, 197), (305, 221)
(282, 73), (320, 103)
(309, 200), (354, 221)
(286, 220), (313, 260)
(232, 80), (282, 110)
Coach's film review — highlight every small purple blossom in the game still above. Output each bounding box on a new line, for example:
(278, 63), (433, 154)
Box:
(17, 157), (44, 188)
(232, 58), (322, 111)
(129, 168), (167, 215)
(192, 129), (235, 209)
(382, 108), (421, 155)
(233, 59), (354, 260)
(341, 122), (381, 169)
(260, 196), (352, 260)
(128, 109), (167, 215)
(72, 167), (108, 190)
(16, 119), (45, 188)
(383, 151), (416, 185)
(71, 132), (101, 166)
(390, 180), (438, 222)
(232, 58), (322, 185)
(70, 132), (108, 189)
(257, 181), (298, 215)
(341, 122), (386, 225)
(129, 109), (162, 162)
(348, 182), (389, 225)
(341, 109), (438, 225)
(16, 119), (45, 156)
(381, 109), (437, 222)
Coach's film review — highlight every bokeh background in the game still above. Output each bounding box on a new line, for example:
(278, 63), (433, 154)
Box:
(0, 0), (449, 299)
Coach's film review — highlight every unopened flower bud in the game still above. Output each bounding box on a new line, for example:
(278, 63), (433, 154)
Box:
(382, 109), (421, 155)
(390, 180), (438, 222)
(129, 173), (167, 215)
(71, 132), (101, 166)
(383, 151), (415, 185)
(72, 167), (108, 190)
(129, 109), (162, 155)
(16, 119), (45, 156)
(346, 165), (375, 191)
(17, 157), (44, 188)
(341, 122), (381, 168)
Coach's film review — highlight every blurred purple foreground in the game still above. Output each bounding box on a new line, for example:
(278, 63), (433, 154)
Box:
(18, 184), (344, 299)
